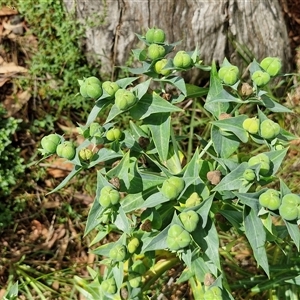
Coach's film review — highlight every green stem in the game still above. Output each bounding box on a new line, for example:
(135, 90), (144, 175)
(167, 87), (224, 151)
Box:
(142, 256), (180, 292)
(199, 140), (213, 159)
(187, 98), (197, 162)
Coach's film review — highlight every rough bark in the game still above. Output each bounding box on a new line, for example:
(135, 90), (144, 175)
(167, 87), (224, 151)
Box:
(63, 0), (291, 82)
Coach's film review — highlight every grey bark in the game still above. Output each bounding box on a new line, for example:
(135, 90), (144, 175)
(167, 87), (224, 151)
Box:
(63, 0), (291, 82)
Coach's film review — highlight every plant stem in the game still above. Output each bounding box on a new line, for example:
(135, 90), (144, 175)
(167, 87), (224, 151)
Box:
(187, 98), (197, 162)
(142, 256), (180, 292)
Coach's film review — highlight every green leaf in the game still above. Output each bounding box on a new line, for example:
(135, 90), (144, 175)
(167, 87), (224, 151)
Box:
(132, 78), (152, 99)
(207, 88), (243, 104)
(106, 151), (131, 189)
(116, 76), (139, 88)
(191, 216), (221, 274)
(86, 100), (111, 126)
(142, 191), (170, 208)
(146, 113), (171, 163)
(114, 206), (130, 234)
(127, 61), (152, 74)
(142, 226), (169, 252)
(284, 220), (300, 251)
(212, 162), (250, 192)
(211, 125), (240, 158)
(211, 115), (248, 143)
(243, 206), (269, 276)
(266, 148), (288, 175)
(130, 92), (182, 120)
(185, 84), (208, 98)
(260, 94), (292, 113)
(160, 76), (187, 96)
(89, 148), (123, 168)
(121, 192), (145, 213)
(204, 61), (231, 118)
(47, 165), (83, 195)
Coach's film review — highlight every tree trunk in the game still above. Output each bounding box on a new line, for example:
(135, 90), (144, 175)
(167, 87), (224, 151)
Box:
(63, 0), (291, 82)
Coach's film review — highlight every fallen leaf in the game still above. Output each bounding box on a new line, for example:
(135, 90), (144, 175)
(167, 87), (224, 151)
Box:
(0, 6), (18, 16)
(3, 90), (31, 116)
(0, 62), (28, 74)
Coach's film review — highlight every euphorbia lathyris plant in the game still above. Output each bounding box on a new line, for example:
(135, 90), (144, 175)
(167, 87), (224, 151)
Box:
(40, 27), (299, 299)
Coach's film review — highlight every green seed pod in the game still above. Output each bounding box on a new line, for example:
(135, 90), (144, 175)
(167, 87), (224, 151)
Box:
(41, 134), (61, 154)
(179, 210), (200, 232)
(56, 141), (76, 160)
(242, 169), (256, 182)
(79, 82), (88, 98)
(161, 176), (185, 200)
(128, 274), (142, 288)
(185, 192), (202, 208)
(154, 58), (171, 76)
(259, 189), (281, 210)
(219, 66), (236, 79)
(106, 128), (123, 142)
(128, 238), (140, 254)
(99, 186), (120, 208)
(89, 122), (104, 137)
(260, 57), (281, 76)
(85, 83), (103, 99)
(251, 70), (270, 87)
(102, 81), (119, 97)
(79, 148), (93, 161)
(101, 277), (117, 294)
(281, 193), (300, 206)
(260, 119), (281, 140)
(173, 51), (192, 69)
(279, 204), (298, 221)
(145, 27), (166, 43)
(85, 76), (101, 86)
(204, 286), (222, 300)
(147, 43), (166, 60)
(115, 89), (137, 110)
(166, 224), (191, 250)
(248, 153), (270, 176)
(131, 260), (146, 275)
(242, 117), (260, 134)
(109, 244), (127, 262)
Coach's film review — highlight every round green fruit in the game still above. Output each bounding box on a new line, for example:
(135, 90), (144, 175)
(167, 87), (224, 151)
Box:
(147, 44), (166, 60)
(41, 134), (61, 154)
(173, 51), (192, 69)
(279, 204), (298, 221)
(79, 83), (88, 98)
(242, 117), (260, 134)
(243, 169), (256, 182)
(145, 27), (166, 43)
(106, 128), (122, 141)
(259, 189), (281, 210)
(204, 286), (222, 300)
(260, 119), (280, 140)
(79, 148), (93, 161)
(251, 70), (270, 87)
(89, 122), (103, 137)
(129, 274), (142, 288)
(85, 76), (101, 86)
(86, 83), (102, 99)
(185, 192), (202, 208)
(166, 224), (191, 250)
(99, 186), (120, 208)
(154, 58), (171, 76)
(109, 244), (127, 262)
(56, 141), (76, 160)
(161, 176), (185, 200)
(218, 65), (239, 85)
(248, 153), (270, 176)
(179, 210), (200, 232)
(115, 89), (136, 110)
(101, 278), (117, 294)
(281, 193), (300, 206)
(128, 238), (140, 254)
(102, 81), (119, 97)
(260, 57), (281, 76)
